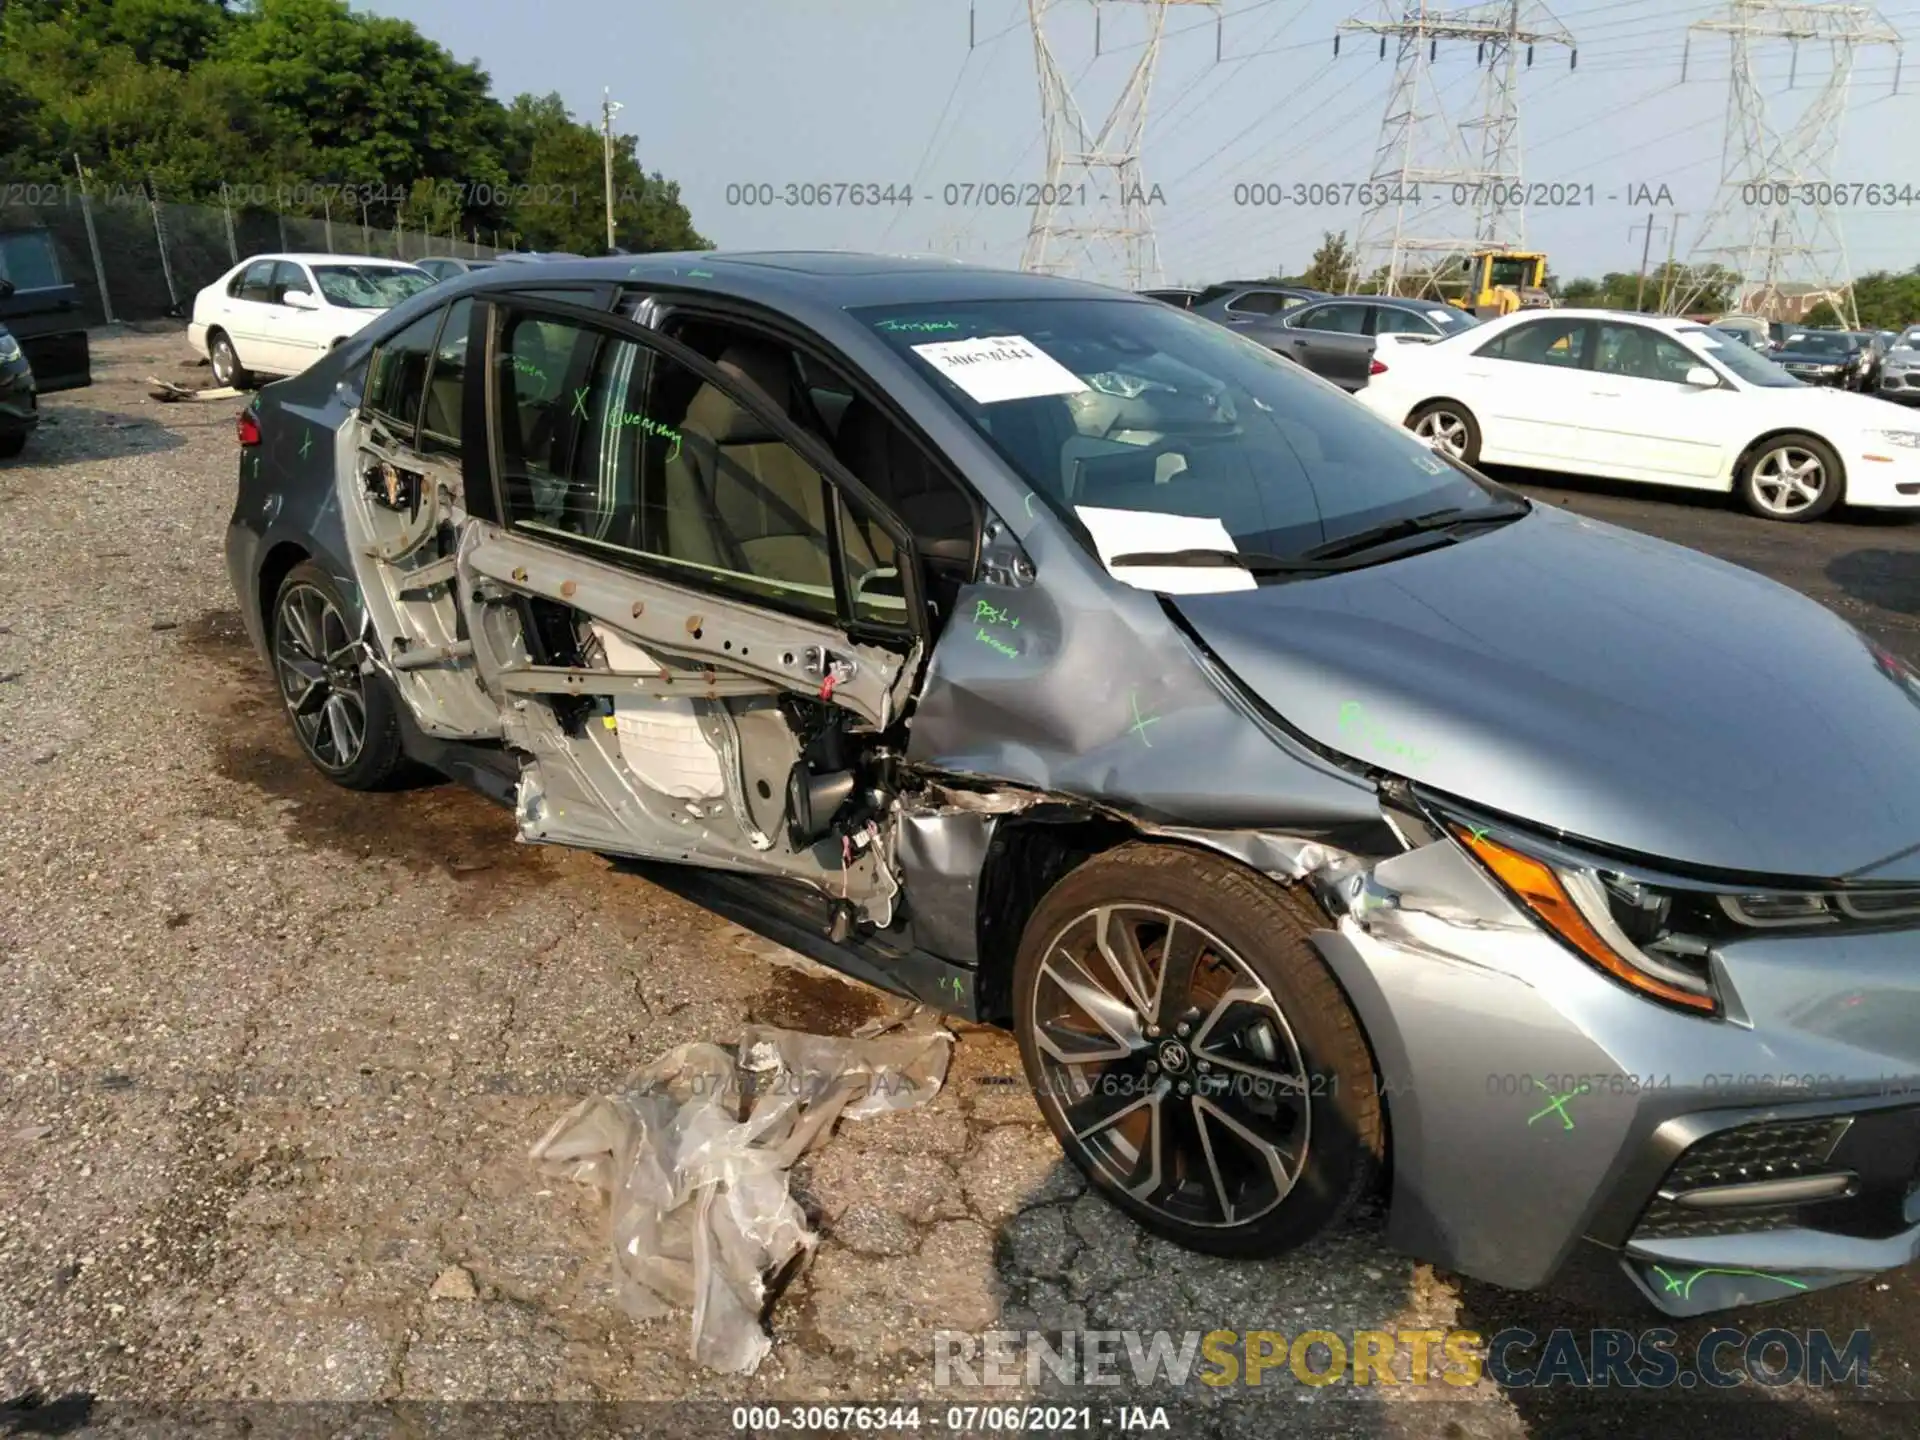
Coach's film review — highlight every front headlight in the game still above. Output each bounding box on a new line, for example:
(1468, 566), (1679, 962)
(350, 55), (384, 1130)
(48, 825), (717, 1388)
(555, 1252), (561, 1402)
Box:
(1451, 826), (1721, 1014)
(1874, 430), (1920, 450)
(1443, 814), (1920, 1016)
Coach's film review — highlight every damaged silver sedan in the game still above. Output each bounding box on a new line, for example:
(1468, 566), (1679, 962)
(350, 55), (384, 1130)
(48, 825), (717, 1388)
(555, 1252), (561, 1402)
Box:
(227, 252), (1920, 1318)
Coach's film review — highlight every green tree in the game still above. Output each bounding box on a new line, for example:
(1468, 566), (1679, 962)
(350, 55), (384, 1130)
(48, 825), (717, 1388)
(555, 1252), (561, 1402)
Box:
(0, 0), (708, 249)
(1297, 230), (1355, 292)
(499, 92), (707, 254)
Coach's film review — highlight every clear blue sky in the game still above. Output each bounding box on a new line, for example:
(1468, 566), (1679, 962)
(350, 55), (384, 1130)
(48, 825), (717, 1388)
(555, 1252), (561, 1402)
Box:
(368, 0), (1920, 284)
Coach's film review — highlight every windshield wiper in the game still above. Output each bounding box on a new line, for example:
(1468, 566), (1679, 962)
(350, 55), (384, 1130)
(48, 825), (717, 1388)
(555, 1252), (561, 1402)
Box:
(1106, 549), (1352, 575)
(1302, 502), (1529, 562)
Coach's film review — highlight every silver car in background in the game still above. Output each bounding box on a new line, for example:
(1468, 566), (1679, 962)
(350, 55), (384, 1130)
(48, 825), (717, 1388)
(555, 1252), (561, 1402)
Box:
(1881, 324), (1920, 405)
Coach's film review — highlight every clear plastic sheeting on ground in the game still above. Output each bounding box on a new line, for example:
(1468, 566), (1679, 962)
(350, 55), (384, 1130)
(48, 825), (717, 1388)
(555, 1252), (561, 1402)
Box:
(529, 1008), (953, 1375)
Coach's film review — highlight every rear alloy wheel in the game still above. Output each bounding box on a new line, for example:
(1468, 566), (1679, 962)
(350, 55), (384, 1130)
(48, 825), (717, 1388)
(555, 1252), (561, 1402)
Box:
(1013, 845), (1382, 1256)
(208, 330), (253, 390)
(1739, 433), (1841, 522)
(1407, 400), (1481, 465)
(271, 562), (402, 789)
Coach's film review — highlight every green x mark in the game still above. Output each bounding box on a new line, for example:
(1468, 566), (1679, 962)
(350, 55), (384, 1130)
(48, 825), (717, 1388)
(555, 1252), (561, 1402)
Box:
(571, 386), (590, 419)
(1467, 825), (1490, 844)
(299, 429), (312, 459)
(1128, 689), (1161, 748)
(1650, 1265), (1808, 1300)
(1527, 1077), (1586, 1130)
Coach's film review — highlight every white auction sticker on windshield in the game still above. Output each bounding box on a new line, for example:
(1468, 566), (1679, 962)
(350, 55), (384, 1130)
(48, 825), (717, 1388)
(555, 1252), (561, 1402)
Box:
(910, 335), (1088, 404)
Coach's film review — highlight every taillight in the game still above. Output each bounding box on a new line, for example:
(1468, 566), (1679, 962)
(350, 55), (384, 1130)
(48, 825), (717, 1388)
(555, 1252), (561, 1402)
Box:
(1369, 358), (1388, 376)
(236, 410), (260, 446)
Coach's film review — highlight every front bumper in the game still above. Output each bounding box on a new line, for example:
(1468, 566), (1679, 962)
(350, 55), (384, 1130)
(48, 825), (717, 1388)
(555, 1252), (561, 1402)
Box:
(1842, 438), (1920, 507)
(1879, 370), (1920, 404)
(1308, 836), (1920, 1317)
(0, 364), (38, 435)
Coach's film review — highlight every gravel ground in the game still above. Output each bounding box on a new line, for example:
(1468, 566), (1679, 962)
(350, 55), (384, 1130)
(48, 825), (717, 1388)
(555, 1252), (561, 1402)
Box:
(1, 331), (1917, 1438)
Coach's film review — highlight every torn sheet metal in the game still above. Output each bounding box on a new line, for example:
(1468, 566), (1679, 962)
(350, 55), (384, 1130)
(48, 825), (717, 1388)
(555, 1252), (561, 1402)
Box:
(904, 519), (1395, 852)
(530, 1012), (952, 1375)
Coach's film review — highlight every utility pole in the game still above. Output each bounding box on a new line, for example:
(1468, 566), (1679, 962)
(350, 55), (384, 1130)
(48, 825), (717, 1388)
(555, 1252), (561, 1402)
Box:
(1337, 1), (1576, 298)
(1674, 1), (1902, 327)
(1632, 212), (1661, 310)
(1657, 209), (1687, 312)
(602, 89), (623, 254)
(1023, 0), (1221, 289)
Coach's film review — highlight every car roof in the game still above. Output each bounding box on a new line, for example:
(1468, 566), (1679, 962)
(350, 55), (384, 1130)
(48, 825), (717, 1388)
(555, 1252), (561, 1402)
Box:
(417, 250), (1144, 311)
(240, 253), (426, 268)
(1476, 308), (1705, 332)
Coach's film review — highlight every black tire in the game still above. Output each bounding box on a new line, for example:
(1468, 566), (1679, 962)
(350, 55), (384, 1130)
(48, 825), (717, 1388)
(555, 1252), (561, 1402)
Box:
(1406, 399), (1482, 465)
(208, 329), (253, 390)
(270, 561), (404, 790)
(1013, 844), (1383, 1258)
(0, 431), (25, 459)
(1737, 431), (1843, 523)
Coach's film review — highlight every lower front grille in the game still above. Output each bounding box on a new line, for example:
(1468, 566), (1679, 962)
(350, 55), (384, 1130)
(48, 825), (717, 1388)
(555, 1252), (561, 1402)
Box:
(1632, 1106), (1920, 1245)
(1635, 1117), (1851, 1241)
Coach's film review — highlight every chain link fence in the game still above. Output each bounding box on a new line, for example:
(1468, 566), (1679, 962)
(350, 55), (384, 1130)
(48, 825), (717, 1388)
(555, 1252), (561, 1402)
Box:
(0, 184), (511, 327)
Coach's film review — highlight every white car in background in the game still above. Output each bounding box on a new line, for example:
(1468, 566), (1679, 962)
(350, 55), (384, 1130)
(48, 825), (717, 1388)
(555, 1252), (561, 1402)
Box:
(188, 254), (435, 388)
(1359, 308), (1920, 522)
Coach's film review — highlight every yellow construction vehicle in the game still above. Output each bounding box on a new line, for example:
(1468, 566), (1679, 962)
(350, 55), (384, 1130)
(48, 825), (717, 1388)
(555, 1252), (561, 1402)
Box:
(1444, 250), (1555, 318)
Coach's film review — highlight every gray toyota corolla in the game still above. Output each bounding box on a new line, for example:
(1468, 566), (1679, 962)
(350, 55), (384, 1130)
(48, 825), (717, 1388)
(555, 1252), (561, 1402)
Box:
(227, 252), (1920, 1318)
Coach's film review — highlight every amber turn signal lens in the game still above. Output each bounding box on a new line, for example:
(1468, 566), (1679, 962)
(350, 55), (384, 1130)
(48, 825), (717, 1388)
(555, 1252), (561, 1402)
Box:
(1453, 826), (1718, 1013)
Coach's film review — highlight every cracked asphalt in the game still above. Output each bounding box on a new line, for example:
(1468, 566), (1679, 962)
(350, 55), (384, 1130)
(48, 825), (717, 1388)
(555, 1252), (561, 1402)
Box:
(3, 333), (1920, 1437)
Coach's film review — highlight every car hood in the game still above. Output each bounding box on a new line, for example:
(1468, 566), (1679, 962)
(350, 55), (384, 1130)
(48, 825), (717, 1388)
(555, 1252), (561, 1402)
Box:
(1172, 504), (1920, 882)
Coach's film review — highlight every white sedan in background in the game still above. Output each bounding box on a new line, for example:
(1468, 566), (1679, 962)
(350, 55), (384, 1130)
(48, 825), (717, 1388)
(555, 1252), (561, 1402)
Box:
(188, 254), (435, 388)
(1359, 308), (1920, 522)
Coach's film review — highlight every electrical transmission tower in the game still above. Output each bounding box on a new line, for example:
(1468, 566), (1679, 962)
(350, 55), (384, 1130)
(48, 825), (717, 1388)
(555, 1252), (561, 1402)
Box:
(1023, 0), (1220, 288)
(1671, 2), (1902, 326)
(1336, 2), (1574, 298)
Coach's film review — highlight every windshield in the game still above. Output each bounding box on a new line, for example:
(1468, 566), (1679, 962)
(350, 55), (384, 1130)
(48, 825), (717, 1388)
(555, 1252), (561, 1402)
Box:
(1488, 258), (1536, 289)
(312, 265), (435, 309)
(1780, 331), (1857, 356)
(1679, 326), (1803, 388)
(858, 298), (1514, 565)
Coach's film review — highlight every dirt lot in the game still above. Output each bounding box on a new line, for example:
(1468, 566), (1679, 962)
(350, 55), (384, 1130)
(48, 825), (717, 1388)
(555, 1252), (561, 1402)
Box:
(3, 331), (1919, 1438)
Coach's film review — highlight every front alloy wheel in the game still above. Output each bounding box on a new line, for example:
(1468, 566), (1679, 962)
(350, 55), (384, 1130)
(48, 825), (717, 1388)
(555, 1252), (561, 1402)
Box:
(1014, 845), (1383, 1256)
(1740, 433), (1841, 522)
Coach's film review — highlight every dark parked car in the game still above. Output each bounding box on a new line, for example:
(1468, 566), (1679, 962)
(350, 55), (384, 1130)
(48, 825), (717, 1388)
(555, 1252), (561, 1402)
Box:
(0, 227), (91, 394)
(1772, 329), (1869, 388)
(1265, 296), (1482, 391)
(228, 252), (1920, 1320)
(0, 321), (38, 457)
(1188, 280), (1330, 335)
(1849, 330), (1890, 389)
(415, 257), (498, 284)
